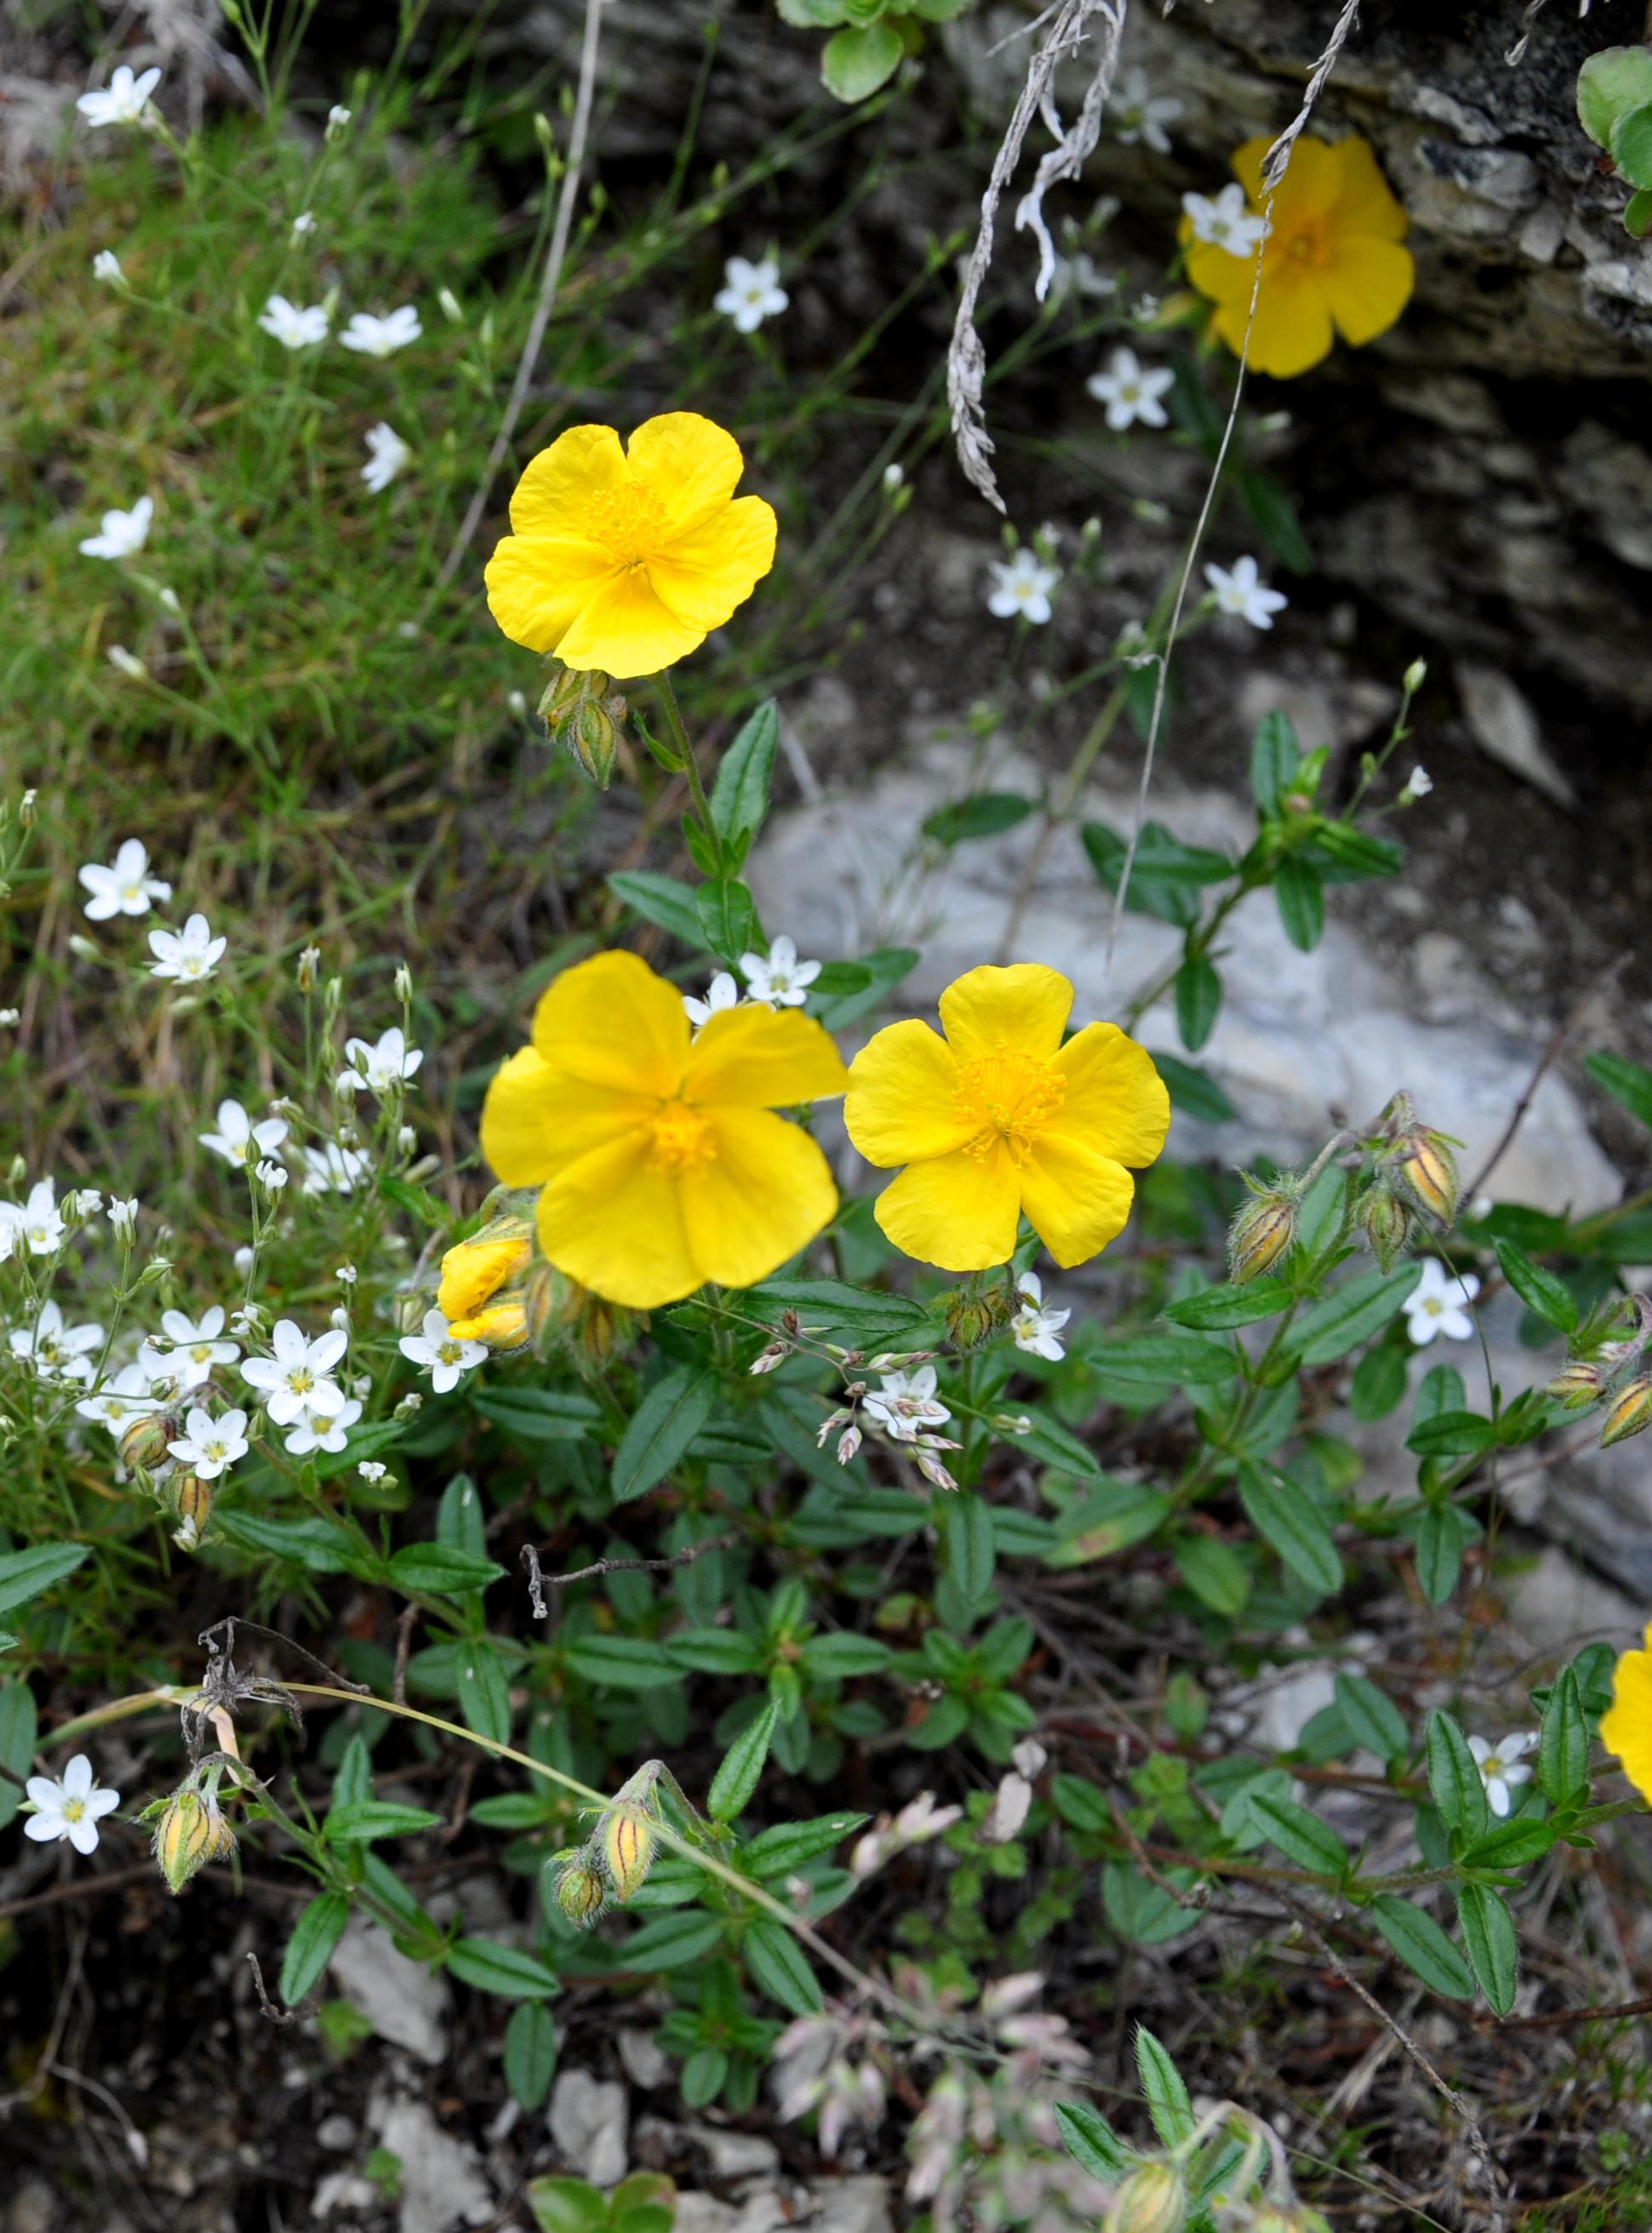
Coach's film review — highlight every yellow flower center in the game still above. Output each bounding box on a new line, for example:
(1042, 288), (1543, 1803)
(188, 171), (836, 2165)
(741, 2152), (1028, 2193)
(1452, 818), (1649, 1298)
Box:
(648, 1102), (717, 1177)
(588, 479), (669, 565)
(1275, 214), (1332, 272)
(954, 1049), (1066, 1165)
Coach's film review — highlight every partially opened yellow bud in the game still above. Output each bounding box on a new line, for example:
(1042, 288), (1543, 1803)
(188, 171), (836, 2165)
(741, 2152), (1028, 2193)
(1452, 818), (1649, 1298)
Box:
(1104, 2162), (1187, 2233)
(447, 1298), (531, 1350)
(153, 1788), (226, 1894)
(602, 1806), (656, 1903)
(1601, 1375), (1652, 1447)
(437, 1234), (532, 1324)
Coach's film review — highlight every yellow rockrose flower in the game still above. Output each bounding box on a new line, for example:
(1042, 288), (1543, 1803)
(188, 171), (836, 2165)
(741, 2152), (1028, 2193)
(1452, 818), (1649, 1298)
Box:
(437, 1233), (532, 1327)
(1185, 135), (1414, 380)
(843, 963), (1170, 1274)
(1601, 1623), (1652, 1805)
(484, 412), (778, 682)
(479, 950), (849, 1309)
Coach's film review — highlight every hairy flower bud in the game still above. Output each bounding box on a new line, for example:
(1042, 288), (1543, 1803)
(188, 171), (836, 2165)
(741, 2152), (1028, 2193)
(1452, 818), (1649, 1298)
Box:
(151, 1786), (231, 1894)
(1104, 2162), (1187, 2233)
(940, 1285), (1007, 1349)
(1358, 1181), (1411, 1273)
(1545, 1359), (1606, 1411)
(567, 699), (619, 787)
(1394, 1130), (1460, 1226)
(119, 1410), (178, 1474)
(1600, 1374), (1652, 1448)
(602, 1805), (657, 1903)
(554, 1853), (608, 1926)
(1227, 1190), (1296, 1282)
(170, 1471), (215, 1549)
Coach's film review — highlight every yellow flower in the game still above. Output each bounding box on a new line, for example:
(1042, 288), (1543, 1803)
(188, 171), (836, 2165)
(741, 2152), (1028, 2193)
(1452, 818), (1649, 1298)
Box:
(1184, 135), (1414, 380)
(843, 963), (1170, 1274)
(484, 412), (778, 681)
(1602, 1623), (1652, 1804)
(436, 1233), (532, 1326)
(479, 950), (849, 1309)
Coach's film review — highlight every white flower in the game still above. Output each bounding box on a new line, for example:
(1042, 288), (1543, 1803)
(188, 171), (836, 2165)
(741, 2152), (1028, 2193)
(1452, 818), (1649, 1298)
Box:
(148, 913), (226, 983)
(142, 1306), (238, 1391)
(10, 1300), (105, 1386)
(0, 1009), (18, 1028)
(199, 1098), (288, 1169)
(1404, 1258), (1481, 1346)
(1047, 251), (1113, 306)
(75, 1363), (160, 1433)
(109, 1196), (140, 1245)
(979, 1770), (1034, 1846)
(241, 1319), (350, 1425)
(849, 1790), (963, 1878)
(78, 494), (152, 559)
(76, 65), (161, 129)
(3, 1177), (66, 1257)
(258, 294), (329, 349)
(233, 1245), (254, 1275)
(78, 837), (171, 920)
(167, 1405), (250, 1479)
(256, 1159), (289, 1194)
(863, 1366), (951, 1442)
(326, 104), (352, 137)
(399, 1308), (486, 1394)
(93, 249), (126, 284)
(986, 548), (1060, 624)
(290, 209), (317, 239)
(1010, 1272), (1071, 1361)
(357, 1460), (388, 1483)
(714, 255), (788, 334)
(300, 1142), (369, 1194)
(1086, 346), (1175, 432)
(284, 1397), (363, 1457)
(339, 306), (421, 358)
(336, 1026), (422, 1097)
(23, 1756), (121, 1856)
(1402, 764), (1433, 801)
(1180, 183), (1267, 257)
(1204, 553), (1288, 631)
(1468, 1732), (1536, 1818)
(361, 421), (411, 493)
(738, 936), (820, 1008)
(1109, 67), (1180, 153)
(684, 970), (740, 1030)
(107, 644), (146, 678)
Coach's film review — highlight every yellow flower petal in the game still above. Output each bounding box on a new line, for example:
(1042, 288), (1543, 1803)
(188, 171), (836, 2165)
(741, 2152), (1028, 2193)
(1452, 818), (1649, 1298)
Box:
(479, 1049), (655, 1186)
(681, 1108), (839, 1288)
(626, 412), (746, 540)
(484, 534), (615, 655)
(437, 1236), (531, 1322)
(1220, 274), (1335, 380)
(1321, 236), (1415, 346)
(1602, 1631), (1652, 1806)
(937, 963), (1073, 1063)
(554, 565), (709, 679)
(509, 425), (629, 536)
(685, 1003), (849, 1110)
(1049, 1023), (1172, 1168)
(1184, 237), (1259, 307)
(648, 496), (780, 633)
(530, 950), (690, 1098)
(1327, 136), (1409, 242)
(843, 1019), (971, 1169)
(1019, 1134), (1136, 1267)
(537, 1131), (701, 1308)
(872, 1147), (1021, 1273)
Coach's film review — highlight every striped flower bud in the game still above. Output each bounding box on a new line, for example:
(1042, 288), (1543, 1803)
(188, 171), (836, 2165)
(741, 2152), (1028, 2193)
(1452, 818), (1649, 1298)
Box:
(1394, 1129), (1460, 1225)
(1545, 1359), (1607, 1411)
(553, 1853), (608, 1927)
(602, 1805), (657, 1904)
(1600, 1374), (1652, 1447)
(1227, 1189), (1296, 1283)
(152, 1787), (230, 1894)
(1358, 1182), (1411, 1273)
(170, 1470), (215, 1549)
(1104, 2162), (1187, 2233)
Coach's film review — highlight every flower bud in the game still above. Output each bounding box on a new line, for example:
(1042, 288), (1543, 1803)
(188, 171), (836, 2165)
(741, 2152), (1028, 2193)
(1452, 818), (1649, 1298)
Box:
(1545, 1359), (1606, 1411)
(295, 945), (320, 993)
(448, 1298), (529, 1351)
(1600, 1374), (1652, 1447)
(554, 1854), (607, 1927)
(1104, 2162), (1187, 2233)
(152, 1787), (229, 1893)
(941, 1285), (1007, 1348)
(1394, 1130), (1460, 1226)
(170, 1471), (215, 1549)
(437, 1230), (532, 1325)
(437, 285), (464, 323)
(1358, 1182), (1410, 1273)
(1403, 658), (1427, 696)
(325, 102), (352, 140)
(1227, 1189), (1296, 1282)
(120, 1410), (178, 1474)
(602, 1805), (656, 1903)
(19, 790), (37, 827)
(564, 699), (618, 787)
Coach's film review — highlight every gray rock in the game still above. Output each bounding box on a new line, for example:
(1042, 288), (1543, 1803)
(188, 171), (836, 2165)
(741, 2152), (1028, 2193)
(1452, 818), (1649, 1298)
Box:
(329, 1917), (451, 2067)
(369, 2095), (494, 2233)
(1506, 1545), (1644, 1652)
(1455, 663), (1576, 810)
(548, 2069), (629, 2188)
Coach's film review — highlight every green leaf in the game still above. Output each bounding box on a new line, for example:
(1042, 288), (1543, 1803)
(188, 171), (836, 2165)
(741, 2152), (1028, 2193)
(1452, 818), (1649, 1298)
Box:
(1311, 822), (1403, 880)
(1173, 1533), (1250, 1617)
(0, 1680), (37, 1831)
(565, 1635), (689, 1689)
(457, 1643), (514, 1746)
(1249, 1793), (1350, 1876)
(1405, 1410), (1495, 1459)
(1426, 1709), (1489, 1841)
(446, 1937), (559, 2001)
(1459, 1817), (1557, 1869)
(1095, 1334), (1238, 1389)
(1612, 100), (1652, 186)
(326, 1800), (443, 1843)
(1585, 1048), (1652, 1130)
(213, 1510), (363, 1574)
(473, 1388), (602, 1444)
(747, 1277), (933, 1343)
(1578, 45), (1652, 147)
(810, 946), (919, 1030)
(1350, 1343), (1409, 1422)
(280, 1892), (350, 2006)
(1334, 1673), (1409, 1762)
(621, 1911), (725, 1968)
(505, 2001), (559, 2110)
(612, 1366), (719, 1503)
(1175, 954), (1221, 1051)
(798, 1631), (892, 1678)
(710, 700), (780, 846)
(1235, 467), (1312, 574)
(741, 1812), (866, 1877)
(1494, 1240), (1578, 1333)
(941, 1493), (996, 1605)
(606, 871), (706, 948)
(386, 1543), (505, 1597)
(996, 1405), (1102, 1479)
(696, 879), (757, 965)
(1626, 184), (1652, 237)
(1151, 1053), (1237, 1124)
(1273, 856), (1325, 952)
(1055, 2101), (1127, 2180)
(1238, 1463), (1343, 1596)
(1294, 1265), (1421, 1365)
(742, 1917), (823, 2013)
(820, 19), (904, 99)
(1135, 2026), (1195, 2146)
(1369, 1894), (1475, 2000)
(1410, 1503), (1468, 1605)
(1103, 1861), (1198, 1944)
(1539, 1665), (1590, 1806)
(1249, 709), (1300, 815)
(1164, 1279), (1292, 1330)
(1457, 1882), (1518, 2016)
(0, 1543), (89, 1617)
(707, 1699), (780, 1824)
(923, 793), (1036, 845)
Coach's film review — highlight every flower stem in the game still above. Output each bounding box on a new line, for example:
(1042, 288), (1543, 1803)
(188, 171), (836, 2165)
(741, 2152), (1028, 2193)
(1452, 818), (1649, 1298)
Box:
(655, 669), (720, 868)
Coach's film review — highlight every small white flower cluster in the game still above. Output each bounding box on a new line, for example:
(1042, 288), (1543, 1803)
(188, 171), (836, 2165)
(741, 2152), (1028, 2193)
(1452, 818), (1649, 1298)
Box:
(683, 935), (822, 1029)
(257, 297), (421, 358)
(241, 1317), (360, 1455)
(77, 836), (226, 984)
(818, 1361), (961, 1489)
(713, 255), (787, 334)
(335, 1025), (422, 1099)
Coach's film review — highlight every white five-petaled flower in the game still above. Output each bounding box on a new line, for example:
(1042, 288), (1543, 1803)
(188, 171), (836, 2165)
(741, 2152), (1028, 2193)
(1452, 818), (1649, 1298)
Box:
(1108, 68), (1181, 153)
(258, 294), (329, 350)
(714, 255), (789, 334)
(399, 1308), (486, 1394)
(1468, 1732), (1536, 1818)
(108, 1196), (140, 1245)
(141, 1306), (239, 1391)
(24, 1756), (121, 1855)
(1403, 764), (1433, 801)
(148, 913), (226, 983)
(339, 306), (421, 358)
(738, 936), (820, 1008)
(862, 1366), (951, 1443)
(361, 421), (411, 493)
(76, 65), (161, 129)
(10, 1300), (105, 1386)
(1047, 251), (1113, 306)
(241, 1319), (350, 1425)
(284, 1396), (363, 1457)
(75, 1363), (160, 1433)
(357, 1459), (388, 1483)
(78, 838), (171, 920)
(1404, 1258), (1481, 1346)
(78, 494), (153, 560)
(92, 249), (126, 284)
(1203, 553), (1288, 631)
(986, 548), (1061, 625)
(199, 1097), (288, 1170)
(336, 1026), (423, 1097)
(683, 970), (740, 1030)
(300, 1142), (369, 1195)
(1086, 346), (1175, 432)
(1, 1178), (66, 1258)
(1181, 183), (1268, 257)
(167, 1405), (250, 1479)
(1010, 1272), (1071, 1361)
